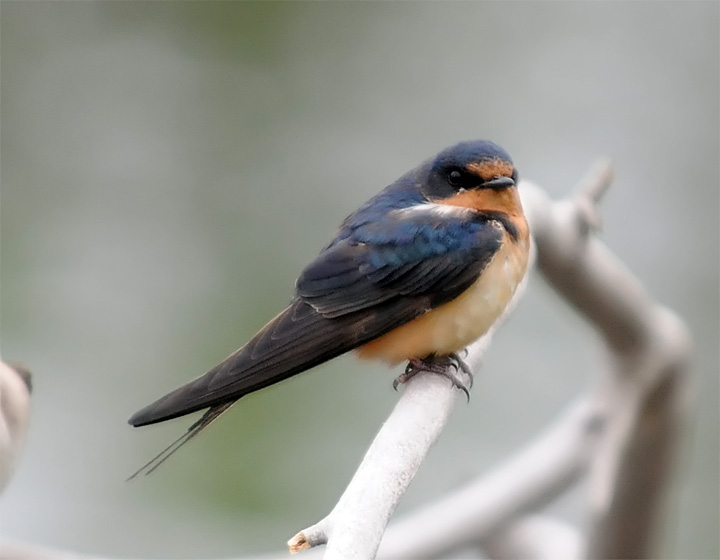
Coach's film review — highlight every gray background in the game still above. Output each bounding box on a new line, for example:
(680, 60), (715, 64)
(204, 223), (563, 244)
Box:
(1, 2), (718, 559)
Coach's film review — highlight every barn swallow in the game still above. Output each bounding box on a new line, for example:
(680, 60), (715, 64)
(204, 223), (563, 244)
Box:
(128, 140), (530, 477)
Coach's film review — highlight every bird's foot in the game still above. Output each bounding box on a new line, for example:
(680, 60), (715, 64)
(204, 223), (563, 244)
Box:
(393, 353), (473, 401)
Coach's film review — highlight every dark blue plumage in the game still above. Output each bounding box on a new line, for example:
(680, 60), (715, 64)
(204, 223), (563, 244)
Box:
(296, 205), (501, 318)
(433, 139), (514, 170)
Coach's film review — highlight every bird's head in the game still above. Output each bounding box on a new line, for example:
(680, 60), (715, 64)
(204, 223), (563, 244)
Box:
(424, 140), (517, 199)
(423, 140), (522, 216)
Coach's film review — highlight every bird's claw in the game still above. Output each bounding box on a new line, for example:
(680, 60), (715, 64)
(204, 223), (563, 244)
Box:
(393, 353), (473, 402)
(448, 351), (474, 388)
(392, 372), (406, 392)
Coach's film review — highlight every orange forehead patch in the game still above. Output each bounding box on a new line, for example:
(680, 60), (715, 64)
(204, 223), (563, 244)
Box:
(466, 159), (515, 182)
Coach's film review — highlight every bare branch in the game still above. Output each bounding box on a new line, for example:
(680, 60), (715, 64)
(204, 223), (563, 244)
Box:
(289, 366), (475, 559)
(1, 168), (692, 560)
(0, 359), (32, 494)
(374, 398), (602, 559)
(521, 179), (692, 559)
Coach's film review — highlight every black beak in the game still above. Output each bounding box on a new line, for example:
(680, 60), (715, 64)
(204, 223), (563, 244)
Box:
(482, 176), (515, 189)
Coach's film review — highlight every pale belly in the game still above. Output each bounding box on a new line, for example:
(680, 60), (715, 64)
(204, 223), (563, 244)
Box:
(356, 236), (529, 364)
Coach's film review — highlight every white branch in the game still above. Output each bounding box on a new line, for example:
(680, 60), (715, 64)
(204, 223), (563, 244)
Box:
(373, 398), (601, 559)
(288, 348), (479, 558)
(0, 359), (32, 494)
(521, 177), (692, 558)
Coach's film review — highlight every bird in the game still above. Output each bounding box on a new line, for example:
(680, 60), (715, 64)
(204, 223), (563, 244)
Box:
(128, 139), (530, 477)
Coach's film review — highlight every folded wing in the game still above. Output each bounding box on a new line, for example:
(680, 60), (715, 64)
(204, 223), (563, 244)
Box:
(129, 206), (501, 427)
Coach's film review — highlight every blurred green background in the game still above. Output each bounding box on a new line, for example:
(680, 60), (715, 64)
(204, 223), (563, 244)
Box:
(1, 2), (718, 559)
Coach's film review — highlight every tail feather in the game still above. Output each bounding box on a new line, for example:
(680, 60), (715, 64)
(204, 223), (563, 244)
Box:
(127, 296), (429, 476)
(129, 297), (425, 428)
(128, 300), (354, 427)
(127, 402), (233, 479)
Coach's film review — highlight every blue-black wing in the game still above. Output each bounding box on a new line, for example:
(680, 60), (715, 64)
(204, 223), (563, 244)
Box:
(129, 207), (502, 427)
(296, 208), (501, 316)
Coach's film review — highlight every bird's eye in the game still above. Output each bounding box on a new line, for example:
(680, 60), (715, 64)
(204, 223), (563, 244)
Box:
(448, 169), (464, 186)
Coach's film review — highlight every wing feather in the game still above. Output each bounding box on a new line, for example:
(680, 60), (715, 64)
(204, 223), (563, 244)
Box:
(129, 206), (503, 427)
(128, 297), (426, 426)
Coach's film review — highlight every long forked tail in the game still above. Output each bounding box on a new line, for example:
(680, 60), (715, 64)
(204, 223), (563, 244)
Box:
(127, 402), (233, 480)
(126, 297), (427, 477)
(126, 300), (369, 477)
(128, 300), (358, 428)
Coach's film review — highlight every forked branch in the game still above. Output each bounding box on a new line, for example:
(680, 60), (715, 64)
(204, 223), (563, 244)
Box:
(0, 162), (691, 560)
